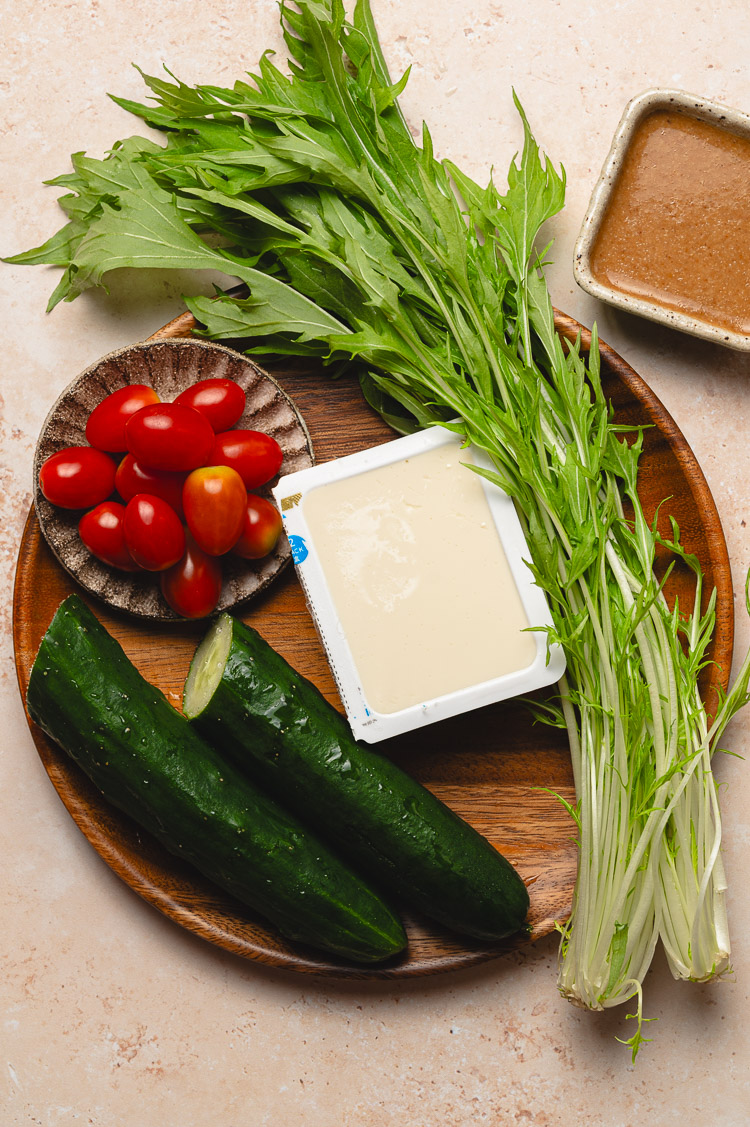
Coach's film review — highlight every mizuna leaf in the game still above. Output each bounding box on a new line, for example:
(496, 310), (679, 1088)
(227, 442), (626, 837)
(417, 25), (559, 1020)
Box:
(186, 279), (349, 345)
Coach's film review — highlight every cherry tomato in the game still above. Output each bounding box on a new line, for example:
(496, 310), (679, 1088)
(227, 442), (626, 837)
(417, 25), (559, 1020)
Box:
(183, 466), (247, 556)
(232, 495), (283, 559)
(123, 494), (185, 571)
(115, 453), (187, 519)
(85, 384), (160, 452)
(125, 403), (214, 472)
(39, 446), (116, 509)
(174, 378), (246, 432)
(160, 534), (223, 618)
(208, 429), (283, 489)
(78, 501), (140, 571)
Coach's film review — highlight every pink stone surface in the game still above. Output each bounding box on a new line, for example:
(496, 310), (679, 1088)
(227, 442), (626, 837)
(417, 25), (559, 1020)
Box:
(2, 1), (750, 1122)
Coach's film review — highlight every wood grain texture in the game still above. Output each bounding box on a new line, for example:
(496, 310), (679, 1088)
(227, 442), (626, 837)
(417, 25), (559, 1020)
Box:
(12, 309), (733, 978)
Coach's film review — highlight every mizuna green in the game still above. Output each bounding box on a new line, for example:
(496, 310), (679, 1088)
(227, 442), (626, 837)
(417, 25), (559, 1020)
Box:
(183, 613), (530, 941)
(26, 595), (407, 964)
(10, 0), (750, 1055)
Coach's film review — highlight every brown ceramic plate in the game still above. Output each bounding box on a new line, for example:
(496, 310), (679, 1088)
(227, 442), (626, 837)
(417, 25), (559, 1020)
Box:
(13, 310), (734, 978)
(33, 338), (314, 620)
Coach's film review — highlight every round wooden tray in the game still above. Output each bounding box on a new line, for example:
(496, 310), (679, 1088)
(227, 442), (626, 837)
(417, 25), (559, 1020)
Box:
(12, 310), (734, 978)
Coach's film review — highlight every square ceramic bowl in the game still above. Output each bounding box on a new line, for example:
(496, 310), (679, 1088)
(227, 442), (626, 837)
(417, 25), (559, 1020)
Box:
(272, 425), (565, 743)
(574, 88), (750, 351)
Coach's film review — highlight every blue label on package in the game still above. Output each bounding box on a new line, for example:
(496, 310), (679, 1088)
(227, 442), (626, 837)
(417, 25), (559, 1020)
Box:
(288, 534), (308, 564)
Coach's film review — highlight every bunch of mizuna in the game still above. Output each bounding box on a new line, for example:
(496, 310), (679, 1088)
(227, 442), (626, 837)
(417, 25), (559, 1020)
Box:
(11, 0), (750, 1057)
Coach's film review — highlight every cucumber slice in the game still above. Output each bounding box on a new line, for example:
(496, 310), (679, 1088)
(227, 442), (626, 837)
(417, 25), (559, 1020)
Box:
(184, 613), (233, 715)
(185, 613), (530, 941)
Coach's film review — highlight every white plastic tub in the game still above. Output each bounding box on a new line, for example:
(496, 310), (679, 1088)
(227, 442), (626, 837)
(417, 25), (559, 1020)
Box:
(273, 426), (565, 743)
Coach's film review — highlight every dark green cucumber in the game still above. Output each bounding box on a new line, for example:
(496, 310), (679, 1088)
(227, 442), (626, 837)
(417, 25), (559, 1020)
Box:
(184, 615), (530, 940)
(26, 596), (406, 964)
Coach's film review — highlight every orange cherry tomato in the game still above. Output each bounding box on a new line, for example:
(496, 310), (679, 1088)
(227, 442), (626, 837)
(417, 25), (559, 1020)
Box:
(85, 384), (160, 452)
(123, 493), (185, 571)
(39, 446), (116, 509)
(125, 403), (214, 472)
(208, 429), (283, 489)
(78, 501), (140, 571)
(183, 466), (247, 556)
(174, 378), (246, 432)
(160, 534), (223, 618)
(232, 495), (283, 559)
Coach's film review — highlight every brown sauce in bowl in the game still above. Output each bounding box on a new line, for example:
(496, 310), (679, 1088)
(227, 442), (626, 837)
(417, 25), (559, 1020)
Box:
(590, 110), (750, 334)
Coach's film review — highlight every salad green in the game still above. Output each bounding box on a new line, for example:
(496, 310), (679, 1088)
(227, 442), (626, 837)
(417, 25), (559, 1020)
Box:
(9, 0), (750, 1056)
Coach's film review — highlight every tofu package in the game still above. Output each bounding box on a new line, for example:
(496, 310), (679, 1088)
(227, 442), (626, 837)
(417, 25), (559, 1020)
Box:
(272, 425), (565, 743)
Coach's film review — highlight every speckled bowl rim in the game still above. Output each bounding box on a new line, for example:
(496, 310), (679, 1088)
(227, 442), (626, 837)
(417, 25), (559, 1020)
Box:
(573, 87), (750, 351)
(33, 337), (315, 621)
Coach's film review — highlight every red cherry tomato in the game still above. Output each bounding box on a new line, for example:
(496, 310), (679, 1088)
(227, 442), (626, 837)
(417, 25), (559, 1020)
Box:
(39, 446), (116, 509)
(160, 534), (223, 618)
(115, 454), (186, 519)
(85, 384), (160, 452)
(125, 403), (214, 472)
(174, 378), (246, 432)
(208, 429), (283, 489)
(123, 494), (185, 571)
(78, 501), (140, 571)
(183, 466), (247, 556)
(232, 495), (283, 559)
